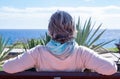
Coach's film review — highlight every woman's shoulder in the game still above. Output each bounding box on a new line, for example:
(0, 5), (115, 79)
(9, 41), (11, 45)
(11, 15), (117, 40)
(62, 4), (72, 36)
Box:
(27, 45), (46, 54)
(30, 45), (45, 49)
(76, 45), (90, 51)
(75, 45), (96, 55)
(25, 45), (47, 57)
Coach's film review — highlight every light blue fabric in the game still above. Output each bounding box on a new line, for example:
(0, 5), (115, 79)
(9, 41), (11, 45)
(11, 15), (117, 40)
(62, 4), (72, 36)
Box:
(46, 39), (76, 55)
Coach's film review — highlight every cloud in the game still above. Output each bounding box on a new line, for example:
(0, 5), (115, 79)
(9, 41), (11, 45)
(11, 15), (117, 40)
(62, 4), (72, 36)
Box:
(1, 6), (120, 16)
(0, 6), (120, 29)
(84, 0), (94, 2)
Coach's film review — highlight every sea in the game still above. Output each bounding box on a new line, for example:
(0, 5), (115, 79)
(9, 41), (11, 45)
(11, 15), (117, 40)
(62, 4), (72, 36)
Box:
(0, 29), (120, 48)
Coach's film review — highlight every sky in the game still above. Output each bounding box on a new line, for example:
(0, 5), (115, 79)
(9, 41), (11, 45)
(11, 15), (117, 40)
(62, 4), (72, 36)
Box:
(0, 0), (120, 29)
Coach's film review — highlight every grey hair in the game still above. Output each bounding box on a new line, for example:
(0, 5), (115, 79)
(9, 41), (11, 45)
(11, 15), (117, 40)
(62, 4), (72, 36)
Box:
(48, 11), (75, 43)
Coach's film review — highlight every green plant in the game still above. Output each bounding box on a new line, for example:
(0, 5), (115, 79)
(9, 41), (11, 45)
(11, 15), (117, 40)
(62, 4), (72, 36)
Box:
(0, 36), (16, 62)
(39, 33), (51, 45)
(75, 17), (115, 50)
(22, 33), (51, 51)
(22, 38), (40, 51)
(108, 48), (118, 53)
(0, 65), (3, 71)
(115, 39), (120, 53)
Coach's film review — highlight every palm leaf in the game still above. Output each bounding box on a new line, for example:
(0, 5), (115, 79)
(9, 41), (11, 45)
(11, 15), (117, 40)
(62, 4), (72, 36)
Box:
(75, 17), (115, 51)
(88, 30), (106, 47)
(93, 39), (115, 50)
(0, 36), (16, 61)
(87, 24), (102, 45)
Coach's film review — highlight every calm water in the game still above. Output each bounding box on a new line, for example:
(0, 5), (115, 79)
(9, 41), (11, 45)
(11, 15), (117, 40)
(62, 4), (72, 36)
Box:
(0, 29), (120, 48)
(0, 29), (47, 45)
(96, 29), (120, 48)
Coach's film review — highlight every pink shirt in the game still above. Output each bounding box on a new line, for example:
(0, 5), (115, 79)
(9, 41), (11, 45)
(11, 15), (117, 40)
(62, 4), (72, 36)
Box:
(3, 45), (117, 75)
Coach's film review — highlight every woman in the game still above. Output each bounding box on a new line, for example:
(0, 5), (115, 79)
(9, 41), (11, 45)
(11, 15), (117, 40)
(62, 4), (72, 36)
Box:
(3, 11), (117, 75)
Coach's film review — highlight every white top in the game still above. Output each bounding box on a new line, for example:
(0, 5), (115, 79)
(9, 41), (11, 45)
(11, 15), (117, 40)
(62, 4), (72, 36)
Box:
(3, 45), (117, 75)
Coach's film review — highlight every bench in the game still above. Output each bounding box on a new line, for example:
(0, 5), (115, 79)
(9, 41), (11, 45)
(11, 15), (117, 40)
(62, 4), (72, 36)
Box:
(0, 71), (120, 79)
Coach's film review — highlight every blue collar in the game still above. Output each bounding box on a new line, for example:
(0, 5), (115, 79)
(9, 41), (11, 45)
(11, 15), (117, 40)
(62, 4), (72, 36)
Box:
(46, 39), (76, 56)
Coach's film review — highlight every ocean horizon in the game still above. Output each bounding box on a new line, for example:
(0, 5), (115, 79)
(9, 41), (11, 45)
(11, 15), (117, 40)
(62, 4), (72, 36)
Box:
(0, 29), (120, 48)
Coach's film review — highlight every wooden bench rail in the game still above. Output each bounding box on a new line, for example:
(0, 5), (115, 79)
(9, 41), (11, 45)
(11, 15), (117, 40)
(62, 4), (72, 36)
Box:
(0, 71), (120, 79)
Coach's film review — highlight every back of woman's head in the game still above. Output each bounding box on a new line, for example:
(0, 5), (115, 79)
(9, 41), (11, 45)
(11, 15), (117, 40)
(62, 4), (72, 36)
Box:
(48, 11), (75, 43)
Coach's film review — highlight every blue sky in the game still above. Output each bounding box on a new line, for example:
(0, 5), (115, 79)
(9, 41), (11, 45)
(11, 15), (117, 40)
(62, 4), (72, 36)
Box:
(0, 0), (120, 29)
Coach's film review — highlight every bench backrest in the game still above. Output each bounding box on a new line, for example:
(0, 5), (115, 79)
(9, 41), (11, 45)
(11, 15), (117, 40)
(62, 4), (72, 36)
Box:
(0, 71), (119, 79)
